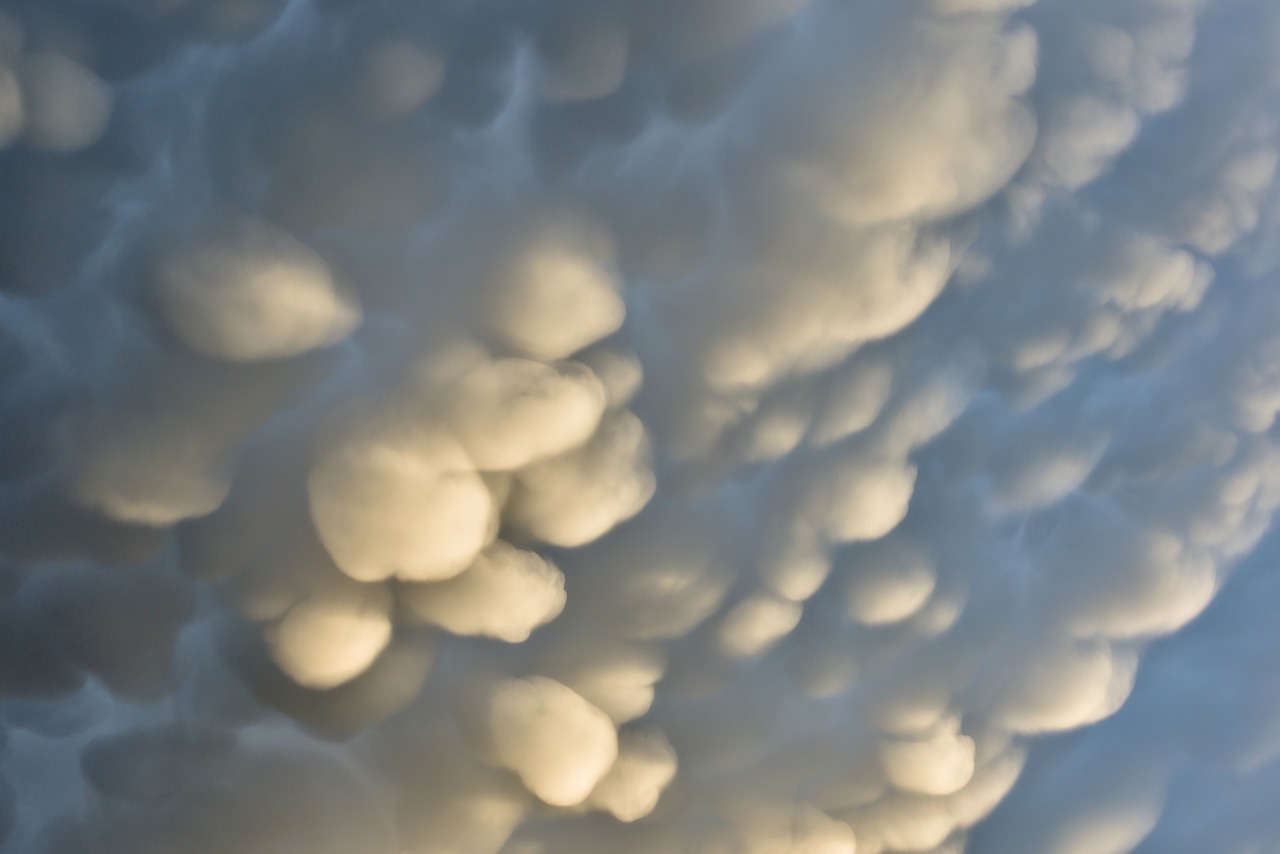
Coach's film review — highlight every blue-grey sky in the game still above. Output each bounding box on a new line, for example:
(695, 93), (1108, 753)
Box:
(0, 0), (1278, 852)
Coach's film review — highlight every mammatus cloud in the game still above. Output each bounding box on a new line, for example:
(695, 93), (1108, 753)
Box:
(0, 0), (1279, 852)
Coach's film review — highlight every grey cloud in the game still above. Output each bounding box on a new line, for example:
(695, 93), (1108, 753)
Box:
(1, 0), (1279, 851)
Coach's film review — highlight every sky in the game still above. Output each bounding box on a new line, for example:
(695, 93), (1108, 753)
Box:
(0, 0), (1278, 852)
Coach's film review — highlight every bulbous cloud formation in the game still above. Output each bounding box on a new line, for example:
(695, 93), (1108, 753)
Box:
(0, 0), (1279, 852)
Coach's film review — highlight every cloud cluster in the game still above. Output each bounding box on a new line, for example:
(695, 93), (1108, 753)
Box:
(1, 0), (1279, 852)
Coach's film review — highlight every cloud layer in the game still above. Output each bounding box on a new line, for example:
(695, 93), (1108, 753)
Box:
(1, 0), (1279, 852)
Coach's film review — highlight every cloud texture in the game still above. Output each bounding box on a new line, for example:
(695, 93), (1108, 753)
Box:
(1, 0), (1279, 851)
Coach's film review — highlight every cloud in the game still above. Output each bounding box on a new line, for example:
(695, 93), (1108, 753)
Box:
(398, 541), (567, 643)
(458, 675), (619, 808)
(149, 216), (361, 363)
(0, 0), (1279, 852)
